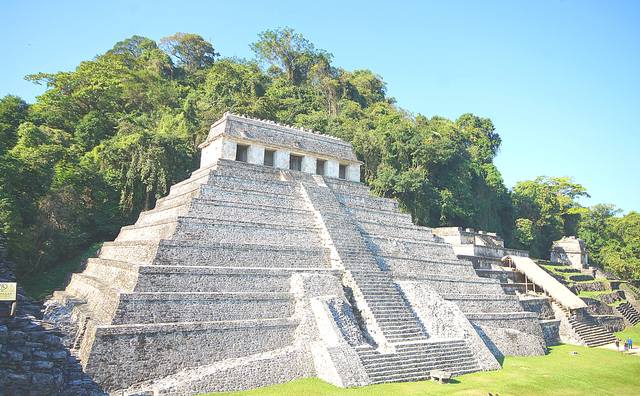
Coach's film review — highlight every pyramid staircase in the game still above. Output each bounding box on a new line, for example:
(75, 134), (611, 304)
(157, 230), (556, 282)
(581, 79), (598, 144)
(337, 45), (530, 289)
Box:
(297, 175), (481, 382)
(323, 178), (544, 358)
(617, 302), (640, 325)
(354, 340), (480, 384)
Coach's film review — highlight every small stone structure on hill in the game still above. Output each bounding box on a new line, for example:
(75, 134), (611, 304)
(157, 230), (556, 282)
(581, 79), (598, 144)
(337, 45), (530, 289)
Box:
(45, 113), (549, 394)
(550, 236), (589, 270)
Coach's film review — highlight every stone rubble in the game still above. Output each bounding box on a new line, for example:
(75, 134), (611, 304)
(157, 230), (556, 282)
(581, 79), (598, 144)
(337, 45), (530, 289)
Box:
(0, 251), (104, 395)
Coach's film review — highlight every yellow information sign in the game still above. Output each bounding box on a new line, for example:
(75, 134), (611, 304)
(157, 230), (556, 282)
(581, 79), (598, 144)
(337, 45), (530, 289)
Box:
(0, 282), (17, 301)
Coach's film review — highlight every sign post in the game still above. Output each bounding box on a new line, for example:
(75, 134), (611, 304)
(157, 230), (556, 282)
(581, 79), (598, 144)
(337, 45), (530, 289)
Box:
(0, 282), (17, 318)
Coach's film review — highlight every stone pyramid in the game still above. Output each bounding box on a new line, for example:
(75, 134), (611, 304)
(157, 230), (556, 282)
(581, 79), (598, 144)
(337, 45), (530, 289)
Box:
(47, 113), (547, 394)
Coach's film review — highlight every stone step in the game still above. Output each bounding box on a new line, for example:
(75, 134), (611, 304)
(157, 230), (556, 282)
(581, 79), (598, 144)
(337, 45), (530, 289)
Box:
(167, 170), (213, 197)
(358, 221), (436, 243)
(369, 237), (460, 261)
(345, 205), (412, 220)
(154, 240), (330, 268)
(112, 292), (295, 324)
(170, 219), (323, 248)
(211, 160), (293, 183)
(133, 266), (337, 293)
(203, 173), (297, 196)
(365, 360), (479, 379)
(100, 239), (331, 268)
(394, 341), (468, 352)
(64, 273), (122, 324)
(84, 258), (139, 291)
(186, 200), (316, 226)
(442, 294), (524, 313)
(335, 193), (399, 211)
(154, 187), (202, 211)
(198, 185), (304, 210)
(358, 346), (471, 360)
(383, 256), (478, 278)
(362, 354), (477, 371)
(410, 275), (506, 295)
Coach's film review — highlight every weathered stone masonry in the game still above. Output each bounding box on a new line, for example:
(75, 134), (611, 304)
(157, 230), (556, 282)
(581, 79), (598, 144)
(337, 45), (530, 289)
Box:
(45, 113), (549, 394)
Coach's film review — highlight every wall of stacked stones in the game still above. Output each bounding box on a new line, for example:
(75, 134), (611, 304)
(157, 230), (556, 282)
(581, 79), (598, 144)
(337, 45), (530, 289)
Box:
(539, 321), (561, 346)
(83, 318), (301, 390)
(0, 253), (102, 395)
(519, 297), (556, 320)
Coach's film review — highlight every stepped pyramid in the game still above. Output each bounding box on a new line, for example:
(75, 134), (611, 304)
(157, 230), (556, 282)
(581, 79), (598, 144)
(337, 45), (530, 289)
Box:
(46, 113), (547, 394)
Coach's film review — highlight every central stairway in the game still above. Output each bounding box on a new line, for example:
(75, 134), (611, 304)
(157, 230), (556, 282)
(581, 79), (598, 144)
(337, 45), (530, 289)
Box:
(297, 174), (481, 382)
(355, 340), (480, 384)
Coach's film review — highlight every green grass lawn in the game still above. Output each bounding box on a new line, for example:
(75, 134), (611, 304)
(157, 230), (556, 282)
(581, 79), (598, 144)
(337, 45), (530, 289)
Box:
(211, 344), (640, 396)
(20, 242), (102, 300)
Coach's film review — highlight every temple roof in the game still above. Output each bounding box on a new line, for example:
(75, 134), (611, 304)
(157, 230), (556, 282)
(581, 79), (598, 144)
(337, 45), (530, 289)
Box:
(199, 112), (360, 163)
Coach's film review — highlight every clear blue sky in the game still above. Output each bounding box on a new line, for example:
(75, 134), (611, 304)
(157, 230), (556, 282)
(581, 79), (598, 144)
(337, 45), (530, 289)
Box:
(2, 0), (639, 212)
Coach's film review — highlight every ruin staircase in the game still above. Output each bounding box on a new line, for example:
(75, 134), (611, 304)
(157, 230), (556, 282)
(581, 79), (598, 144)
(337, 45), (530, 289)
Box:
(552, 302), (616, 347)
(355, 340), (480, 384)
(617, 302), (640, 325)
(297, 174), (481, 382)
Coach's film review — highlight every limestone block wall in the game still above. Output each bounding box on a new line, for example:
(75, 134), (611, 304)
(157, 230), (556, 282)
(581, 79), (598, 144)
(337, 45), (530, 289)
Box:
(519, 296), (556, 320)
(111, 292), (295, 324)
(594, 315), (625, 333)
(466, 313), (547, 357)
(539, 320), (561, 345)
(146, 346), (314, 395)
(201, 137), (237, 168)
(346, 164), (361, 182)
(82, 319), (300, 390)
(133, 268), (319, 293)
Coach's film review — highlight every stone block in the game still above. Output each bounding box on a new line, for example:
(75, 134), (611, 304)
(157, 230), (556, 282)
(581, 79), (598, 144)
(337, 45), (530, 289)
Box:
(301, 155), (317, 174)
(346, 164), (360, 182)
(247, 144), (265, 165)
(274, 150), (290, 169)
(325, 160), (339, 178)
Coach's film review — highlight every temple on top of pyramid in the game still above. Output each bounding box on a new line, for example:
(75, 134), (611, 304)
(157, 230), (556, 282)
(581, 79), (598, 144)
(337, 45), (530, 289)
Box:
(199, 112), (362, 181)
(45, 112), (567, 395)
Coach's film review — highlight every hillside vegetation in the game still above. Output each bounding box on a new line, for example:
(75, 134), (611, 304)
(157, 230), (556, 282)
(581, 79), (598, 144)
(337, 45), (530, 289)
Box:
(0, 28), (638, 286)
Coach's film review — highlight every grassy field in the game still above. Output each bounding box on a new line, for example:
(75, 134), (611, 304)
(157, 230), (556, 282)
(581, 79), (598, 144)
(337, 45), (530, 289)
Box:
(213, 344), (640, 396)
(20, 242), (102, 300)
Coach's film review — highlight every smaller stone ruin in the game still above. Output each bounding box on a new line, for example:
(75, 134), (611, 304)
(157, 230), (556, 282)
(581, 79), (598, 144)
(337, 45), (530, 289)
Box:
(550, 236), (589, 270)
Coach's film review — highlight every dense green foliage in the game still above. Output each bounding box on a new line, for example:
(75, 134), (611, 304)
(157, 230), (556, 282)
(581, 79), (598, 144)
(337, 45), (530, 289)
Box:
(0, 28), (638, 284)
(579, 208), (640, 279)
(511, 176), (589, 258)
(212, 344), (640, 396)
